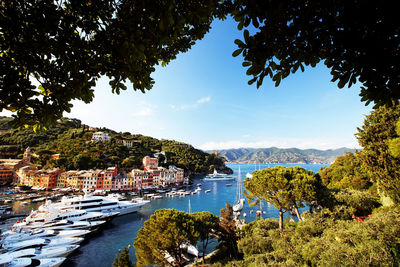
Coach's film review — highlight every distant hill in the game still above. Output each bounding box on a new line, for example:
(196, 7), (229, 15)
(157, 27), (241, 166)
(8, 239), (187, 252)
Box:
(207, 147), (356, 164)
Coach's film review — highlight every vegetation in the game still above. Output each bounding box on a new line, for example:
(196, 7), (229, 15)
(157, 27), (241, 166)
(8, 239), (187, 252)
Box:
(113, 246), (134, 267)
(356, 103), (400, 203)
(2, 1), (399, 127)
(0, 117), (231, 174)
(318, 152), (372, 190)
(191, 211), (219, 264)
(231, 1), (399, 106)
(243, 166), (318, 229)
(0, 0), (227, 128)
(216, 204), (241, 261)
(134, 209), (198, 267)
(223, 207), (400, 267)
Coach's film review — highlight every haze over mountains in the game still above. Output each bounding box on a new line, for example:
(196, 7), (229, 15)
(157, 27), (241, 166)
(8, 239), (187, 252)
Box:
(207, 147), (356, 164)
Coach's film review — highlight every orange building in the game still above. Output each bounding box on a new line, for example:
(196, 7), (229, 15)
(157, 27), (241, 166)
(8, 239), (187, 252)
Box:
(102, 167), (117, 190)
(143, 156), (158, 171)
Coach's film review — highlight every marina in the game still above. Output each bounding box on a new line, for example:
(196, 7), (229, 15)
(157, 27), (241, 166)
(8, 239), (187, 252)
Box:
(0, 163), (327, 266)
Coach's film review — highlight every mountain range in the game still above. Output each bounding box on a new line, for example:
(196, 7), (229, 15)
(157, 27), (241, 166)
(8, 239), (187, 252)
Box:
(207, 147), (357, 164)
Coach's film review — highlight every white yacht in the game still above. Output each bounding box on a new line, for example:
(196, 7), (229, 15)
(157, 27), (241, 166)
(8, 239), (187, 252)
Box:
(12, 208), (108, 230)
(12, 219), (104, 232)
(0, 245), (79, 264)
(45, 193), (150, 216)
(4, 257), (65, 267)
(1, 229), (89, 243)
(1, 237), (83, 252)
(204, 169), (235, 181)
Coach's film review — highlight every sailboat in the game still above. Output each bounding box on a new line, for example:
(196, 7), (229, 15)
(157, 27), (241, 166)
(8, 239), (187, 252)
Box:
(233, 167), (245, 212)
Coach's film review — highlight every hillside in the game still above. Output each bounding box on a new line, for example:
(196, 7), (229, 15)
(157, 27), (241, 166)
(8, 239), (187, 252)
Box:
(208, 147), (356, 164)
(0, 117), (232, 175)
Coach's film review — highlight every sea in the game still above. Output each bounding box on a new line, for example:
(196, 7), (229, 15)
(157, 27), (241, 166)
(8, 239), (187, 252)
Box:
(1, 163), (328, 266)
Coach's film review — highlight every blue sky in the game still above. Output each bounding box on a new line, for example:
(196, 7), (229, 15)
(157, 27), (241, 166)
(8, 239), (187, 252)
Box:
(5, 17), (372, 150)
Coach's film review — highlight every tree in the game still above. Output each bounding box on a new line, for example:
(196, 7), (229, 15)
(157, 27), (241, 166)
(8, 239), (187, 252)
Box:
(191, 211), (219, 264)
(2, 1), (399, 128)
(133, 209), (198, 267)
(113, 246), (134, 267)
(356, 103), (400, 203)
(217, 203), (241, 260)
(388, 119), (400, 158)
(244, 166), (317, 229)
(318, 152), (372, 190)
(0, 0), (227, 127)
(231, 1), (400, 106)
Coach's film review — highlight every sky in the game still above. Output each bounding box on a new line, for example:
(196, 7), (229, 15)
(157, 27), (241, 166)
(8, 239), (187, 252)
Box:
(4, 17), (372, 151)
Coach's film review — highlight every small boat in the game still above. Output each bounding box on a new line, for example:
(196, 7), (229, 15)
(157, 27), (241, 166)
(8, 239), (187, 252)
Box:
(205, 190), (211, 193)
(243, 213), (247, 217)
(226, 184), (232, 187)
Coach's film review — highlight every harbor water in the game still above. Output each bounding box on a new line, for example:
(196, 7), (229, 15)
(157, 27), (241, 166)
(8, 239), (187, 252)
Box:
(1, 163), (327, 266)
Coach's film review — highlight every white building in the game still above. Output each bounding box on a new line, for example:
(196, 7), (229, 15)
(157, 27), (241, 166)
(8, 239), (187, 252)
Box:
(91, 132), (111, 142)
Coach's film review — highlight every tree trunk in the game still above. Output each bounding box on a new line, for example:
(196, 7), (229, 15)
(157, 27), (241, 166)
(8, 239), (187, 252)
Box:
(294, 206), (302, 221)
(279, 210), (284, 230)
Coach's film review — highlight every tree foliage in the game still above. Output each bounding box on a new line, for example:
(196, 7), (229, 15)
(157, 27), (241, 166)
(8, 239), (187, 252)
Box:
(244, 166), (318, 229)
(2, 1), (400, 127)
(133, 209), (198, 267)
(356, 103), (400, 203)
(318, 152), (372, 190)
(231, 0), (400, 106)
(216, 203), (241, 260)
(224, 206), (400, 267)
(191, 211), (219, 263)
(113, 246), (134, 267)
(0, 0), (227, 127)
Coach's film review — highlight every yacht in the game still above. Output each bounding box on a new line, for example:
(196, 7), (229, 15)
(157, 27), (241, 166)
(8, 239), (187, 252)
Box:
(12, 219), (105, 232)
(204, 169), (235, 181)
(3, 257), (65, 267)
(1, 229), (90, 243)
(45, 193), (150, 216)
(232, 167), (245, 213)
(1, 237), (83, 252)
(13, 209), (108, 230)
(0, 245), (79, 264)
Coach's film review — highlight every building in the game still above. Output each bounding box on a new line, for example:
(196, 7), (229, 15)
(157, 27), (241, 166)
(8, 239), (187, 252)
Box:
(131, 169), (153, 188)
(102, 167), (117, 190)
(81, 170), (101, 191)
(143, 156), (158, 171)
(91, 131), (111, 142)
(1, 147), (38, 184)
(40, 169), (65, 189)
(116, 138), (139, 148)
(0, 166), (15, 184)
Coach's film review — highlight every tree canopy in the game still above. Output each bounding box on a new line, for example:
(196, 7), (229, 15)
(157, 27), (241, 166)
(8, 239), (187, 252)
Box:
(1, 1), (399, 127)
(231, 0), (400, 106)
(318, 152), (372, 190)
(0, 0), (226, 127)
(356, 103), (400, 203)
(244, 166), (318, 229)
(134, 209), (198, 267)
